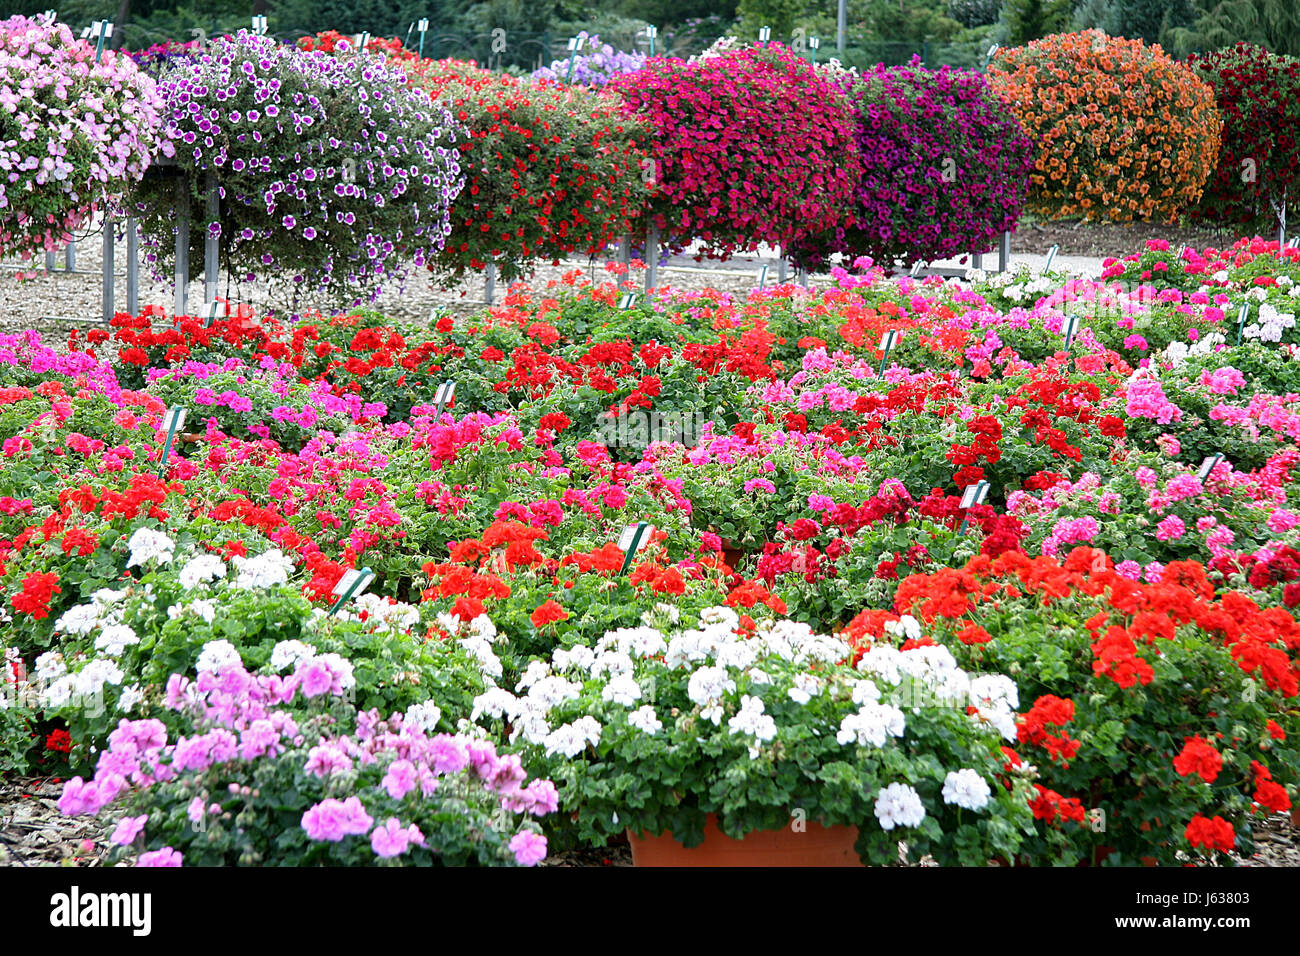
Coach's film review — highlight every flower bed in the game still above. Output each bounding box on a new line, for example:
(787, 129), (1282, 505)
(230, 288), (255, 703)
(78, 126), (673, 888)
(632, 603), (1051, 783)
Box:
(1, 236), (1298, 865)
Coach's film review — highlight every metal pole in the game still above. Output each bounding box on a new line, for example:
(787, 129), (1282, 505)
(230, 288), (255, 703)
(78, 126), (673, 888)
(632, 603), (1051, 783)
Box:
(174, 178), (190, 317)
(485, 261), (496, 305)
(45, 249), (55, 273)
(65, 241), (75, 271)
(998, 230), (1010, 272)
(778, 248), (788, 283)
(619, 233), (631, 265)
(102, 214), (114, 322)
(837, 0), (846, 52)
(645, 223), (659, 292)
(204, 171), (219, 304)
(127, 217), (139, 316)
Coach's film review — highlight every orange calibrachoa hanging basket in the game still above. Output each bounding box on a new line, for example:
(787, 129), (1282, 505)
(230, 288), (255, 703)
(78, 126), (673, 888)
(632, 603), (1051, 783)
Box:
(988, 30), (1223, 224)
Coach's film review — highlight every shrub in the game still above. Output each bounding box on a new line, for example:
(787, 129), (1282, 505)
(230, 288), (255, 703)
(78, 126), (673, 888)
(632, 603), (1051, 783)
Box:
(0, 15), (167, 258)
(834, 58), (1034, 269)
(417, 62), (653, 283)
(988, 30), (1222, 222)
(609, 42), (862, 267)
(1187, 43), (1300, 232)
(131, 31), (466, 307)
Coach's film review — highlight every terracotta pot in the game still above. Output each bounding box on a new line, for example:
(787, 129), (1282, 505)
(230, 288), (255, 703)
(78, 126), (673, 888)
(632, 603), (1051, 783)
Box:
(626, 814), (861, 867)
(1292, 806), (1300, 829)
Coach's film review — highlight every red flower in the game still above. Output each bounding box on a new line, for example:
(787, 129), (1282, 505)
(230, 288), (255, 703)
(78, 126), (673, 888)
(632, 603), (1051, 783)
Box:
(530, 600), (569, 628)
(1172, 736), (1223, 783)
(11, 571), (60, 620)
(1184, 814), (1235, 854)
(45, 729), (72, 754)
(1251, 761), (1292, 813)
(1266, 719), (1286, 741)
(539, 412), (571, 433)
(452, 596), (485, 623)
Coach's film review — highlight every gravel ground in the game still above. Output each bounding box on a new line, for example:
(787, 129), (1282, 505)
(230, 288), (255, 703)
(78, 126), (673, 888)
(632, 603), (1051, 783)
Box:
(0, 217), (1131, 336)
(2, 774), (1293, 867)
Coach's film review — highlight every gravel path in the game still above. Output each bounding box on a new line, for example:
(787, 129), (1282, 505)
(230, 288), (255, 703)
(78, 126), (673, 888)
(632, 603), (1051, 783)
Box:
(0, 218), (1116, 335)
(2, 774), (1293, 867)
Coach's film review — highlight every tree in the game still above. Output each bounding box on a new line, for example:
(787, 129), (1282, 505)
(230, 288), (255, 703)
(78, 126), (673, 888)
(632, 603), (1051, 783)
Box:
(1166, 0), (1300, 58)
(1000, 0), (1072, 45)
(735, 0), (805, 38)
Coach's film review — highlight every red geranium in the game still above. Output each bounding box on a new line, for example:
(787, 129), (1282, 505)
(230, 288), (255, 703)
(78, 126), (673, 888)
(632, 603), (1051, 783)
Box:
(11, 571), (60, 620)
(530, 600), (569, 628)
(1184, 814), (1235, 854)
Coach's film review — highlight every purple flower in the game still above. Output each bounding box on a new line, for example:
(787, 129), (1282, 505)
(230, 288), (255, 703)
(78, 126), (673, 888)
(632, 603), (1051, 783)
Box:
(509, 831), (548, 866)
(137, 846), (183, 867)
(301, 796), (373, 842)
(110, 814), (148, 846)
(370, 817), (425, 858)
(382, 759), (418, 799)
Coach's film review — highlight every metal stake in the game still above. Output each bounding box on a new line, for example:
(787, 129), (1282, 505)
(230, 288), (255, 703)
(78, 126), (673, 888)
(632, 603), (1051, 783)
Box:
(102, 214), (114, 322)
(174, 179), (190, 317)
(126, 218), (139, 315)
(204, 171), (219, 305)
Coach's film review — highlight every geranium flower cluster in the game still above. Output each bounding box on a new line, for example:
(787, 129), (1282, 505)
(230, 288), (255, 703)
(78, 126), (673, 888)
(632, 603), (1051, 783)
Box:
(0, 15), (169, 256)
(56, 649), (554, 867)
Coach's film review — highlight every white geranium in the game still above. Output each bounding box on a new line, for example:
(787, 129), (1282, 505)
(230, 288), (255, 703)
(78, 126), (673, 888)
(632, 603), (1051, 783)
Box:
(627, 705), (663, 735)
(553, 644), (594, 672)
(528, 675), (583, 708)
(787, 673), (821, 705)
(515, 660), (552, 691)
(126, 528), (175, 568)
(195, 639), (242, 674)
(231, 549), (294, 589)
(270, 640), (318, 672)
(836, 702), (906, 747)
(600, 674), (642, 707)
(942, 769), (992, 811)
(54, 604), (101, 637)
(458, 634), (502, 680)
(851, 678), (881, 706)
(471, 686), (519, 721)
(874, 782), (926, 830)
(118, 684), (145, 713)
(34, 651), (67, 682)
(178, 553), (226, 590)
(543, 716), (603, 758)
(728, 695), (776, 743)
(72, 659), (123, 696)
(403, 701), (442, 734)
(352, 593), (420, 631)
(94, 624), (139, 658)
